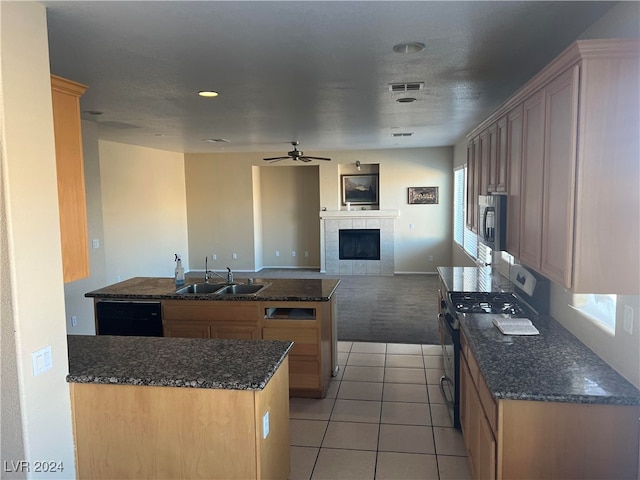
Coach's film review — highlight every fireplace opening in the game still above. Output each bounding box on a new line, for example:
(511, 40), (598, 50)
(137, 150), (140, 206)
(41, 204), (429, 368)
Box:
(339, 229), (380, 260)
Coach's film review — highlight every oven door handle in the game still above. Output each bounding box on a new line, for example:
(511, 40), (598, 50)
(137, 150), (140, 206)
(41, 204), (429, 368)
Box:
(439, 375), (455, 409)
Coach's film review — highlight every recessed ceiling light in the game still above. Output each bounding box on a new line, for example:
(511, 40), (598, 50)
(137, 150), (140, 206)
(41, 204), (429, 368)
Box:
(393, 42), (425, 54)
(198, 91), (219, 98)
(396, 97), (417, 103)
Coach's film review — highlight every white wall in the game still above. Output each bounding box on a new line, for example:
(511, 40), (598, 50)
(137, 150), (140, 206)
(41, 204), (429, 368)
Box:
(99, 140), (189, 282)
(0, 2), (75, 477)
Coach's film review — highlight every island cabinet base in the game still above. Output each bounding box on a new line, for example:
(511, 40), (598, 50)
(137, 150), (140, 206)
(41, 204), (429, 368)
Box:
(70, 357), (290, 480)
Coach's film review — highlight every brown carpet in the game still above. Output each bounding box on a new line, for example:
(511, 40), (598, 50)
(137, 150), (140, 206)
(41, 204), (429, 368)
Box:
(255, 269), (441, 345)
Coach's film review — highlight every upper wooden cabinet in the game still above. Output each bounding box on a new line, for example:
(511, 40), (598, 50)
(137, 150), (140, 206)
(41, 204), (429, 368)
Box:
(468, 39), (639, 294)
(51, 75), (89, 283)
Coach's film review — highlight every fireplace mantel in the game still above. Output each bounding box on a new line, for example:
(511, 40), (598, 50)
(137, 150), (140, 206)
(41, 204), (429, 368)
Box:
(320, 210), (398, 275)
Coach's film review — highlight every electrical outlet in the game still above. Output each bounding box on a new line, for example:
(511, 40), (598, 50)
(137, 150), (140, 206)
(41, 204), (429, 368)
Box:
(232, 253), (237, 260)
(304, 251), (309, 257)
(292, 251), (296, 257)
(262, 410), (270, 439)
(275, 251), (280, 257)
(116, 275), (121, 282)
(623, 305), (634, 335)
(71, 315), (77, 327)
(212, 253), (217, 260)
(409, 223), (414, 229)
(428, 255), (434, 261)
(92, 239), (100, 249)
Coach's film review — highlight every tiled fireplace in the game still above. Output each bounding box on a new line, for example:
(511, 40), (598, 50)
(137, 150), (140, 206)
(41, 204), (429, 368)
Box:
(320, 210), (399, 275)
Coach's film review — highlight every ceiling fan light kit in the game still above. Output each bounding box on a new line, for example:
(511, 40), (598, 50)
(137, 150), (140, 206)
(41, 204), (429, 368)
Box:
(263, 142), (332, 163)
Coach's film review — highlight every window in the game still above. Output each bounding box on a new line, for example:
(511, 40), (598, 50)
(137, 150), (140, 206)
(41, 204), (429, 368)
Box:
(454, 166), (478, 259)
(571, 294), (617, 333)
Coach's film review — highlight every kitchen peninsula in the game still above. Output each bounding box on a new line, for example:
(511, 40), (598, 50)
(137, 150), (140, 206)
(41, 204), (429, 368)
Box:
(85, 276), (340, 398)
(67, 335), (292, 479)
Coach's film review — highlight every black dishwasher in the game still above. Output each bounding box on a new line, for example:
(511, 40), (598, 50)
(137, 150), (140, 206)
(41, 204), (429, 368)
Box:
(96, 300), (163, 336)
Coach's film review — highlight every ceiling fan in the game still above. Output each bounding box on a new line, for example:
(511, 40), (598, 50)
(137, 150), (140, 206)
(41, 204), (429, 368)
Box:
(263, 142), (331, 163)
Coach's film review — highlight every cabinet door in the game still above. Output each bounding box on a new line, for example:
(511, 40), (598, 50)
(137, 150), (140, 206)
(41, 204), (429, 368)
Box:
(505, 105), (523, 257)
(495, 116), (508, 193)
(540, 66), (579, 288)
(519, 89), (546, 270)
(212, 325), (260, 340)
(475, 409), (497, 480)
(164, 322), (210, 338)
(479, 130), (491, 196)
(51, 75), (90, 283)
(466, 140), (477, 230)
(486, 124), (498, 193)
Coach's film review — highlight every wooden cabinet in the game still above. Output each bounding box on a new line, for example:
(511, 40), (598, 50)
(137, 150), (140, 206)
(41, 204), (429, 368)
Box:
(465, 140), (477, 231)
(519, 88), (546, 269)
(162, 300), (260, 339)
(70, 357), (290, 480)
(460, 329), (639, 480)
(51, 75), (90, 283)
(262, 302), (334, 398)
(161, 298), (335, 398)
(494, 116), (508, 193)
(505, 105), (523, 257)
(467, 39), (639, 293)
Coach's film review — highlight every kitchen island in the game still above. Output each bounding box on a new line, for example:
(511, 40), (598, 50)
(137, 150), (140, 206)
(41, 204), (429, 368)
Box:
(438, 266), (640, 479)
(86, 276), (340, 398)
(67, 334), (292, 479)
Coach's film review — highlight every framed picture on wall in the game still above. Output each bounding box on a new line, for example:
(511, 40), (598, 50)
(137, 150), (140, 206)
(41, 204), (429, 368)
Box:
(408, 186), (438, 204)
(342, 174), (379, 205)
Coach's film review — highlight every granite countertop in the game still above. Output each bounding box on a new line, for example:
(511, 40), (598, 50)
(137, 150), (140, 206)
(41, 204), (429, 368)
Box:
(438, 266), (640, 405)
(460, 313), (640, 405)
(85, 276), (341, 302)
(437, 266), (512, 293)
(66, 335), (293, 390)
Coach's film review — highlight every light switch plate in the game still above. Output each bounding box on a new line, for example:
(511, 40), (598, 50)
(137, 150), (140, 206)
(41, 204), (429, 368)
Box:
(32, 345), (52, 377)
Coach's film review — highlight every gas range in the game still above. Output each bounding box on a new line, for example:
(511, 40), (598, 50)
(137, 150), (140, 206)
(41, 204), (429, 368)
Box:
(448, 291), (532, 317)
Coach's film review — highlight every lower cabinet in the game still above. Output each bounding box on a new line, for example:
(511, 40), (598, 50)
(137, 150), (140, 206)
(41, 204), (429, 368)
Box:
(161, 298), (334, 398)
(460, 329), (639, 480)
(70, 357), (290, 479)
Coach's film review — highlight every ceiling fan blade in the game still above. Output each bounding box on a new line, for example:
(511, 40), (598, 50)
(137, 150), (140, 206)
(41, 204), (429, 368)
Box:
(299, 157), (312, 162)
(304, 156), (332, 161)
(263, 156), (290, 161)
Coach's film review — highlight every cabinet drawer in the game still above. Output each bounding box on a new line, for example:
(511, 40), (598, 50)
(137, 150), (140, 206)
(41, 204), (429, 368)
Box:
(163, 322), (211, 338)
(466, 344), (480, 388)
(263, 327), (319, 356)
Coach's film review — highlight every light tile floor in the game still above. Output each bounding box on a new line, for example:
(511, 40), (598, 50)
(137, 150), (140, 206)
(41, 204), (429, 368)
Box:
(289, 342), (472, 480)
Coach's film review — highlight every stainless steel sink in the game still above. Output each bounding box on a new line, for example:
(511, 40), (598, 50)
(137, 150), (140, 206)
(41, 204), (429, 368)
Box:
(215, 283), (269, 295)
(175, 283), (226, 294)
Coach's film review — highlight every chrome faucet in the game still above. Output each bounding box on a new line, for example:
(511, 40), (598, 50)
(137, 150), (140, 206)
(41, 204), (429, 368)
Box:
(204, 256), (228, 283)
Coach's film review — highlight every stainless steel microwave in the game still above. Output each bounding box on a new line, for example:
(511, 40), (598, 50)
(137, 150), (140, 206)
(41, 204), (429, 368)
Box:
(478, 194), (507, 251)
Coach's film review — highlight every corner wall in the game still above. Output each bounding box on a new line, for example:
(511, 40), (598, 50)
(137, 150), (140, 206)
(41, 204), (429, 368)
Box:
(0, 2), (75, 476)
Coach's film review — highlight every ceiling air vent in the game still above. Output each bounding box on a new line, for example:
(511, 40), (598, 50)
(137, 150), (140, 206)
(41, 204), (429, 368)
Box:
(391, 132), (413, 137)
(389, 82), (424, 93)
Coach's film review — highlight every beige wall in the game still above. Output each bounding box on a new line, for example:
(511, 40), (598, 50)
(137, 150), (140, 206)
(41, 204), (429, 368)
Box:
(99, 140), (189, 282)
(260, 165), (320, 268)
(186, 147), (453, 274)
(0, 2), (75, 476)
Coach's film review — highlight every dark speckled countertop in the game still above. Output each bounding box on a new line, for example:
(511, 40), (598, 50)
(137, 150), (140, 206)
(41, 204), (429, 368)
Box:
(85, 276), (340, 302)
(438, 267), (640, 406)
(66, 335), (293, 390)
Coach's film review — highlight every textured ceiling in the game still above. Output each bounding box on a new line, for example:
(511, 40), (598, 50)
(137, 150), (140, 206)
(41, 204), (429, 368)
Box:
(44, 1), (617, 155)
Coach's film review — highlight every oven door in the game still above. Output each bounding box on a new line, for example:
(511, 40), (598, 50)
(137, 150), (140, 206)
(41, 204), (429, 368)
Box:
(438, 311), (460, 429)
